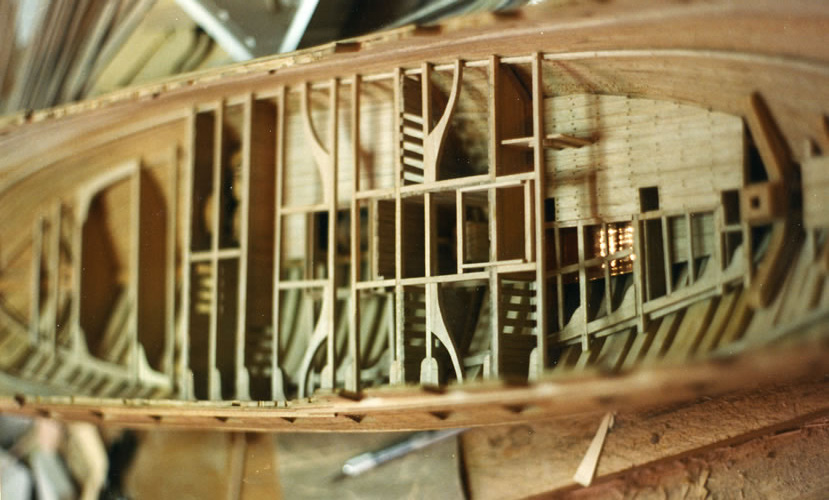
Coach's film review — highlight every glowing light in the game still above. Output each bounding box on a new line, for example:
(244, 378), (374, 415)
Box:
(593, 222), (635, 276)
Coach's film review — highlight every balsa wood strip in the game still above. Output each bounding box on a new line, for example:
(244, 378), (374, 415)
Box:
(572, 412), (614, 487)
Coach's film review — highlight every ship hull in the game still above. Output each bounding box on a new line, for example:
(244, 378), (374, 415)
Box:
(0, 0), (828, 430)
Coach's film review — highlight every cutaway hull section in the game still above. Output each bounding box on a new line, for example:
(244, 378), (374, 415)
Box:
(1, 0), (828, 430)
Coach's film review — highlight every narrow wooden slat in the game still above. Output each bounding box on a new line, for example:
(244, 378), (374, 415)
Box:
(532, 53), (548, 372)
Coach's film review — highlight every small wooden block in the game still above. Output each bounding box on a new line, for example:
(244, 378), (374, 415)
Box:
(741, 181), (787, 223)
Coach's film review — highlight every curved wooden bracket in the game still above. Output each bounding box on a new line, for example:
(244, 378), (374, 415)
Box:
(423, 60), (463, 182)
(427, 283), (464, 382)
(296, 288), (332, 398)
(301, 83), (333, 203)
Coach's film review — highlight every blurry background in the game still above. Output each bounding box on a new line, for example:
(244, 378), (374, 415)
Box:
(0, 0), (531, 116)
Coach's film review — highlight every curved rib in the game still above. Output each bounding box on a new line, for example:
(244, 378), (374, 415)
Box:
(301, 83), (332, 203)
(423, 60), (463, 181)
(743, 92), (799, 308)
(296, 289), (332, 398)
(427, 283), (464, 382)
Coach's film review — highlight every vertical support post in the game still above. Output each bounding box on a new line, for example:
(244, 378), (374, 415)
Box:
(555, 227), (565, 331)
(742, 201), (753, 288)
(47, 203), (61, 346)
(129, 164), (141, 376)
(421, 62), (435, 381)
(633, 215), (646, 333)
(577, 220), (588, 346)
(487, 58), (501, 376)
(348, 75), (361, 392)
(524, 181), (533, 262)
(29, 216), (44, 343)
(392, 68), (405, 384)
(180, 110), (195, 399)
(424, 190), (434, 361)
(531, 52), (548, 372)
(685, 212), (696, 285)
(208, 102), (224, 400)
(234, 94), (253, 400)
(369, 199), (377, 279)
(70, 197), (84, 354)
(272, 88), (286, 400)
(323, 79), (339, 390)
(489, 271), (500, 379)
(714, 205), (725, 293)
(488, 55), (500, 181)
(603, 223), (611, 312)
(163, 147), (178, 377)
(662, 216), (673, 295)
(456, 190), (464, 274)
(421, 63), (433, 183)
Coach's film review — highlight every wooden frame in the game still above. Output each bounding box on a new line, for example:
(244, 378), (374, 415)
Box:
(0, 0), (827, 431)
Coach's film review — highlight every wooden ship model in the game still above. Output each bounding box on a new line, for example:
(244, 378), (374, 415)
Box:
(0, 0), (827, 432)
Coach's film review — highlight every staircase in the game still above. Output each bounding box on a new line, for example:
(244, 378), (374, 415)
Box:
(499, 280), (537, 377)
(402, 287), (427, 381)
(400, 112), (425, 184)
